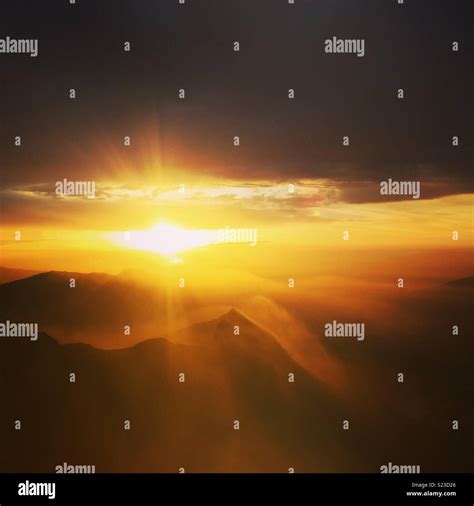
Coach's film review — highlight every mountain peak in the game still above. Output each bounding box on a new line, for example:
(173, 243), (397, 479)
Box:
(219, 307), (252, 324)
(224, 307), (241, 318)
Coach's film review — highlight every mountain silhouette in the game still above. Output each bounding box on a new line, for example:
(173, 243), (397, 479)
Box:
(0, 268), (472, 473)
(446, 275), (474, 287)
(0, 266), (40, 284)
(0, 268), (187, 347)
(0, 310), (359, 473)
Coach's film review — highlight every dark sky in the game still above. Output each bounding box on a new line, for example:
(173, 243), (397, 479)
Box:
(1, 0), (472, 195)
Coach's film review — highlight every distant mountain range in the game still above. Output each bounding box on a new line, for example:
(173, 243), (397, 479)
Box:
(446, 275), (474, 287)
(0, 266), (472, 473)
(0, 308), (356, 472)
(0, 266), (40, 284)
(0, 268), (183, 347)
(1, 267), (472, 348)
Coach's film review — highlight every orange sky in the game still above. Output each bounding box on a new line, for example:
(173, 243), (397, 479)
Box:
(1, 176), (472, 286)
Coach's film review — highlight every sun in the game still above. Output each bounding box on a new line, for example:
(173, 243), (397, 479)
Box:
(106, 222), (217, 256)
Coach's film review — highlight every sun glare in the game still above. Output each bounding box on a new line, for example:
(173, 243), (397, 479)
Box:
(106, 222), (218, 256)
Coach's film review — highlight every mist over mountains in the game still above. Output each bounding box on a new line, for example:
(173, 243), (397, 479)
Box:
(0, 308), (351, 472)
(0, 268), (192, 347)
(0, 267), (472, 472)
